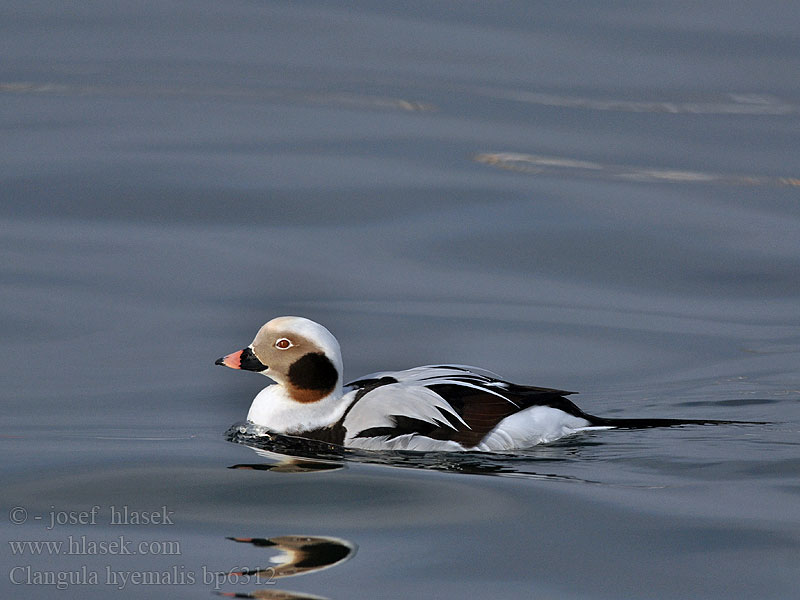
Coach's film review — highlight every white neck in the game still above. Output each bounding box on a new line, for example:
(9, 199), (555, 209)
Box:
(246, 383), (347, 434)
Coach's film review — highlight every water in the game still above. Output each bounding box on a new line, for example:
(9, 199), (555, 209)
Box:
(2, 2), (799, 598)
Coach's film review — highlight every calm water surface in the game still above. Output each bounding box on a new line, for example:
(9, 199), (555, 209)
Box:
(2, 2), (799, 598)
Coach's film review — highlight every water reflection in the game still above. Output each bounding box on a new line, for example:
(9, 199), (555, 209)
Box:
(227, 536), (356, 578)
(475, 152), (800, 187)
(217, 535), (356, 599)
(217, 590), (328, 599)
(0, 81), (434, 112)
(471, 87), (799, 115)
(229, 462), (344, 474)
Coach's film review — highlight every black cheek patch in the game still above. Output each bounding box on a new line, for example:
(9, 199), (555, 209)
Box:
(288, 352), (338, 391)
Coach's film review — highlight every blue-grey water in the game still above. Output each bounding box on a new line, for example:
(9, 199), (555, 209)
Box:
(2, 2), (799, 598)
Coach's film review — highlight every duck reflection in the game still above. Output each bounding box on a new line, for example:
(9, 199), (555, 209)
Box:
(216, 589), (328, 599)
(227, 536), (356, 578)
(228, 461), (343, 474)
(218, 535), (356, 599)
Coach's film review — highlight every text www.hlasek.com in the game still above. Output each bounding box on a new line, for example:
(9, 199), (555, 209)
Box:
(9, 536), (181, 556)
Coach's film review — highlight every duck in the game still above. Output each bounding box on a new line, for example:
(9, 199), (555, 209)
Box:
(216, 316), (733, 452)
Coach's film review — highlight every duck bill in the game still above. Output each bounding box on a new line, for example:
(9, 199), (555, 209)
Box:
(215, 348), (267, 372)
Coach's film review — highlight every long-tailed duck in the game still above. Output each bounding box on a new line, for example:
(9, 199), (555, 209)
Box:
(216, 316), (734, 451)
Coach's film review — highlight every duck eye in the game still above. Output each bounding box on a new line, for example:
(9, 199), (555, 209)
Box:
(275, 338), (292, 350)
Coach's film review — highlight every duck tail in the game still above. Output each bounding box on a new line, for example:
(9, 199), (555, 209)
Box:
(586, 416), (763, 429)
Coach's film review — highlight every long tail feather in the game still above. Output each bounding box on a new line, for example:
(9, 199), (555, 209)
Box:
(587, 416), (765, 429)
